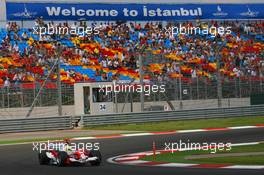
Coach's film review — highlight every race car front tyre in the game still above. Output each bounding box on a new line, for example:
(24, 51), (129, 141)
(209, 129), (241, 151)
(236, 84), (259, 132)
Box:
(89, 150), (102, 166)
(38, 151), (50, 165)
(57, 151), (68, 167)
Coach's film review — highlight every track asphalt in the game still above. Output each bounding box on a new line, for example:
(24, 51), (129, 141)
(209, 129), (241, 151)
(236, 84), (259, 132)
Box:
(0, 128), (264, 175)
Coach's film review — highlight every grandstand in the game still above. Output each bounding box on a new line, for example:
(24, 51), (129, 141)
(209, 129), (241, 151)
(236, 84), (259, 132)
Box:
(0, 0), (263, 118)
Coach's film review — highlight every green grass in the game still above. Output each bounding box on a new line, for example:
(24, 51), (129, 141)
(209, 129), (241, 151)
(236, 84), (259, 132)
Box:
(0, 131), (138, 145)
(0, 137), (68, 145)
(84, 116), (264, 131)
(141, 143), (264, 165)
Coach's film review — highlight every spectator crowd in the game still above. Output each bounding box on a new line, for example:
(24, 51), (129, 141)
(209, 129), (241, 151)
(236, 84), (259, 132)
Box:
(0, 18), (263, 87)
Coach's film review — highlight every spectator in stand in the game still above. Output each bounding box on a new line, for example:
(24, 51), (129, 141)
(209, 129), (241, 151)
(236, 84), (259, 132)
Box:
(3, 77), (10, 90)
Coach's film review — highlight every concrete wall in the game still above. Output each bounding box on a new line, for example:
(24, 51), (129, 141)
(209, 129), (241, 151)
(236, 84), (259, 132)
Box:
(0, 105), (74, 119)
(0, 98), (250, 119)
(116, 98), (251, 113)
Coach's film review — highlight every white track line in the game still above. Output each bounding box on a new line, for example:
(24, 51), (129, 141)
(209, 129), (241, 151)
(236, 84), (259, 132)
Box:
(228, 126), (258, 130)
(156, 163), (198, 167)
(222, 165), (264, 170)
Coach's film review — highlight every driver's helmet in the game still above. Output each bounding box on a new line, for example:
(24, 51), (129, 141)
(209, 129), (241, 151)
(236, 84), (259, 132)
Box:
(64, 138), (71, 145)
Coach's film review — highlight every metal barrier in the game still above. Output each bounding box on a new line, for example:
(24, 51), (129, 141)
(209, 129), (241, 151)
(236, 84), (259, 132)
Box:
(0, 105), (263, 133)
(0, 116), (73, 134)
(81, 105), (264, 126)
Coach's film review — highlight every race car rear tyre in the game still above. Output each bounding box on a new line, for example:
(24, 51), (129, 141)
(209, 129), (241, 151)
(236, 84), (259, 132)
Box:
(57, 151), (68, 167)
(89, 150), (102, 166)
(38, 151), (50, 165)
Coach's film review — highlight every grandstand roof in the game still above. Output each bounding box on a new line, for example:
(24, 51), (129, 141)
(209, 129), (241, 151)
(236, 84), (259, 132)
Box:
(6, 0), (264, 4)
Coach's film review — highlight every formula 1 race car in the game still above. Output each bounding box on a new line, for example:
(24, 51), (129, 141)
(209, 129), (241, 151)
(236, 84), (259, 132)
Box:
(38, 147), (102, 167)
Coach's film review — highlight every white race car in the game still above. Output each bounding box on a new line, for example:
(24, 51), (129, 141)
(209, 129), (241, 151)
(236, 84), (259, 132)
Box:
(38, 145), (102, 167)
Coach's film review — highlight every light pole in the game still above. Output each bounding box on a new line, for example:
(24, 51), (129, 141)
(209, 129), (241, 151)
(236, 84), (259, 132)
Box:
(57, 43), (62, 116)
(26, 56), (59, 118)
(179, 65), (183, 109)
(138, 44), (146, 112)
(215, 38), (223, 108)
(139, 54), (144, 112)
